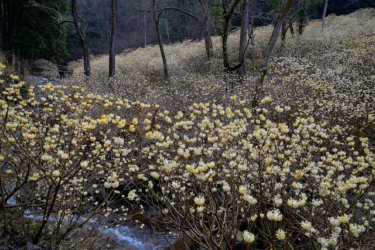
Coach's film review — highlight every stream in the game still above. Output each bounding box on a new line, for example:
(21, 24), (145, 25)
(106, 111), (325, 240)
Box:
(5, 194), (174, 249)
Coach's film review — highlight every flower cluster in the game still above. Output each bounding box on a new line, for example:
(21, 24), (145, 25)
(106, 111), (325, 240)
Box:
(1, 9), (375, 249)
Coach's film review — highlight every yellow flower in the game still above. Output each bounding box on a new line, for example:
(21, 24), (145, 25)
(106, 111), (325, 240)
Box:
(80, 161), (89, 168)
(338, 214), (349, 223)
(301, 221), (312, 231)
(276, 229), (286, 240)
(52, 170), (60, 177)
(294, 170), (304, 180)
(6, 122), (18, 129)
(10, 74), (19, 81)
(206, 162), (215, 168)
(275, 105), (284, 113)
(243, 194), (257, 205)
(260, 96), (271, 104)
(243, 230), (255, 243)
(194, 196), (205, 206)
(267, 209), (283, 221)
(150, 171), (160, 179)
(239, 185), (247, 194)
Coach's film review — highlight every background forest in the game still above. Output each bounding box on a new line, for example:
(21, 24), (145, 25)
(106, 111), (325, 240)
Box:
(1, 0), (374, 63)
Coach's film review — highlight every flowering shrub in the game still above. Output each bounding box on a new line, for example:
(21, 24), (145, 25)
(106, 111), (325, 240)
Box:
(3, 60), (375, 248)
(1, 8), (375, 249)
(0, 64), (159, 246)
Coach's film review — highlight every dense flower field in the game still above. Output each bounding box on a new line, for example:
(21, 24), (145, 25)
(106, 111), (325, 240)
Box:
(1, 8), (375, 249)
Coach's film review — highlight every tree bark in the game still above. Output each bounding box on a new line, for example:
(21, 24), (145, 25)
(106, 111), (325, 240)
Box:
(251, 0), (296, 108)
(222, 0), (241, 71)
(156, 1), (213, 61)
(72, 0), (90, 76)
(109, 0), (117, 78)
(143, 0), (147, 47)
(144, 14), (147, 47)
(203, 24), (213, 60)
(201, 0), (213, 60)
(0, 0), (9, 51)
(7, 0), (16, 64)
(321, 0), (328, 31)
(152, 0), (169, 82)
(237, 0), (249, 77)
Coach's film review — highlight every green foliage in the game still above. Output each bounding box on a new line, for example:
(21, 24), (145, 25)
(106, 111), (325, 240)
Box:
(11, 0), (69, 63)
(266, 0), (323, 35)
(211, 0), (241, 35)
(211, 0), (225, 34)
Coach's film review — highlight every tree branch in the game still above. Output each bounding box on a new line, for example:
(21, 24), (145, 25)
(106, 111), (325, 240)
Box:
(58, 20), (74, 25)
(137, 7), (200, 21)
(225, 0), (241, 19)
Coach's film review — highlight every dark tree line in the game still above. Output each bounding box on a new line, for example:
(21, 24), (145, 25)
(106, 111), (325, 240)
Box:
(0, 0), (68, 63)
(0, 0), (372, 73)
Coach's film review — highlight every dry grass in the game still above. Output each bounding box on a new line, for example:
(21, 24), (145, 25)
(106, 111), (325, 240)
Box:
(69, 8), (375, 86)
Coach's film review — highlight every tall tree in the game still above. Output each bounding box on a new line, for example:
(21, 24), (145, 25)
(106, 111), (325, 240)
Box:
(252, 0), (296, 108)
(321, 0), (328, 30)
(221, 0), (241, 71)
(72, 0), (90, 76)
(1, 0), (68, 63)
(152, 0), (214, 60)
(237, 0), (250, 77)
(200, 0), (214, 60)
(152, 0), (169, 82)
(109, 0), (117, 77)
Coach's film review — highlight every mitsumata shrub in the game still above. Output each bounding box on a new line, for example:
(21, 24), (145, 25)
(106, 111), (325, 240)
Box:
(1, 8), (375, 250)
(1, 56), (375, 249)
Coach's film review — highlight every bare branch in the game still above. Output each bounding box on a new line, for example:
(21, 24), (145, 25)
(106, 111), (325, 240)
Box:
(137, 7), (200, 21)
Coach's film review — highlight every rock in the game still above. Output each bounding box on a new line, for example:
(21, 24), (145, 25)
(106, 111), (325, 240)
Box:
(31, 59), (59, 78)
(173, 231), (197, 250)
(0, 231), (41, 250)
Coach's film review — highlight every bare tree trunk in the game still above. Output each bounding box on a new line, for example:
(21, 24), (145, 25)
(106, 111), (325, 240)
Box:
(201, 0), (213, 60)
(289, 18), (294, 36)
(143, 0), (147, 48)
(144, 13), (147, 47)
(321, 0), (328, 31)
(204, 25), (213, 60)
(279, 16), (289, 53)
(152, 0), (168, 82)
(222, 0), (241, 71)
(154, 0), (213, 61)
(109, 0), (117, 78)
(0, 0), (9, 51)
(237, 0), (249, 77)
(11, 51), (15, 70)
(8, 0), (16, 65)
(222, 24), (230, 70)
(251, 0), (295, 108)
(164, 19), (171, 44)
(72, 0), (90, 76)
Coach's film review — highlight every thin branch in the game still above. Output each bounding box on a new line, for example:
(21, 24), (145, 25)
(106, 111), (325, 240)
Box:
(58, 20), (74, 25)
(137, 7), (200, 21)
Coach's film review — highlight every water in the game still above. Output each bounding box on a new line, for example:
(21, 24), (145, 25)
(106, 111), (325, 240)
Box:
(3, 184), (174, 249)
(101, 224), (174, 249)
